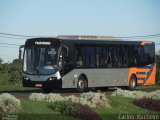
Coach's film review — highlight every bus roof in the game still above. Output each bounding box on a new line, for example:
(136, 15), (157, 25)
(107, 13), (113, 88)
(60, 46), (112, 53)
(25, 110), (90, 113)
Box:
(57, 35), (121, 41)
(25, 36), (154, 46)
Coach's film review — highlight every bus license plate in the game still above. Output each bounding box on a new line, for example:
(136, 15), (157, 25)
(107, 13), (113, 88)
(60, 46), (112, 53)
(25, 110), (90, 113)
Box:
(35, 84), (42, 88)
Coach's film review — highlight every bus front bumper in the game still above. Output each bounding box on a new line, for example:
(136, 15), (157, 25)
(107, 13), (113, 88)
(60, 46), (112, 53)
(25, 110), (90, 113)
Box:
(22, 79), (62, 89)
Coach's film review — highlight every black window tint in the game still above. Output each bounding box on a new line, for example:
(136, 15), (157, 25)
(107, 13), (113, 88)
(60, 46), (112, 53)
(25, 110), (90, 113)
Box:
(107, 47), (112, 67)
(147, 44), (155, 63)
(96, 46), (112, 68)
(90, 47), (96, 67)
(75, 46), (83, 67)
(127, 45), (138, 67)
(139, 44), (155, 66)
(116, 45), (128, 68)
(74, 43), (155, 68)
(62, 43), (75, 74)
(75, 45), (96, 68)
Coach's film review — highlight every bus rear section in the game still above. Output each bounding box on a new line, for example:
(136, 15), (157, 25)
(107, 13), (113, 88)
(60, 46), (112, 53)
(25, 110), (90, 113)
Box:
(127, 41), (156, 89)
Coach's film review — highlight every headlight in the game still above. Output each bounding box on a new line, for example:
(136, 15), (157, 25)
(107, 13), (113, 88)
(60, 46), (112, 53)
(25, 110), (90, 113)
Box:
(23, 76), (29, 80)
(49, 77), (57, 81)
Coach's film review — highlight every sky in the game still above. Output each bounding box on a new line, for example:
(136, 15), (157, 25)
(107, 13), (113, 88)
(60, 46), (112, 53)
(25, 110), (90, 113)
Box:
(0, 0), (160, 63)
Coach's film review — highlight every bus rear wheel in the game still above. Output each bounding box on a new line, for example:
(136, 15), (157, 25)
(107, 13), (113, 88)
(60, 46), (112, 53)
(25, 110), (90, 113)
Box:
(77, 76), (87, 92)
(128, 75), (137, 90)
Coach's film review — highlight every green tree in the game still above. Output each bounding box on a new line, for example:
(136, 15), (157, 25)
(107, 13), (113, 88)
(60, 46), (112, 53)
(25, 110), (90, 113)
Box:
(0, 59), (10, 85)
(0, 58), (3, 69)
(156, 55), (160, 84)
(0, 58), (3, 72)
(158, 49), (160, 55)
(12, 59), (23, 65)
(9, 59), (22, 84)
(1, 63), (10, 73)
(0, 58), (3, 64)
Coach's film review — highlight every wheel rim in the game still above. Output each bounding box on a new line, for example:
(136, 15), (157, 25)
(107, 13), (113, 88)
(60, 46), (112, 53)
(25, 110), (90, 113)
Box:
(78, 80), (85, 88)
(130, 79), (136, 88)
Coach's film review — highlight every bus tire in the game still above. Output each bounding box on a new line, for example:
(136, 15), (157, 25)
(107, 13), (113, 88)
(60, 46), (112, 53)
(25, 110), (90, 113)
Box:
(77, 76), (87, 92)
(128, 75), (137, 90)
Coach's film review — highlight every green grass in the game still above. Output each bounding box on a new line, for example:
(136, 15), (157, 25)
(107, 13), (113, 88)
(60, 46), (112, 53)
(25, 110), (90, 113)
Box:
(95, 96), (160, 120)
(20, 100), (54, 114)
(13, 100), (77, 120)
(0, 72), (10, 85)
(136, 84), (160, 89)
(0, 85), (41, 92)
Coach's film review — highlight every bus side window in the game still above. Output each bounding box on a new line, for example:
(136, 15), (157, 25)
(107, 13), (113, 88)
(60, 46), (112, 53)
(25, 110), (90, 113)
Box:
(124, 46), (129, 67)
(96, 47), (100, 67)
(76, 56), (83, 67)
(139, 44), (155, 66)
(107, 47), (112, 67)
(75, 46), (84, 67)
(75, 46), (96, 68)
(62, 44), (76, 74)
(62, 45), (69, 63)
(86, 47), (96, 68)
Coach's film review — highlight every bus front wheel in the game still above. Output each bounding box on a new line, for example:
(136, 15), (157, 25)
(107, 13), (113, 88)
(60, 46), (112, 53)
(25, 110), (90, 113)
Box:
(77, 76), (87, 92)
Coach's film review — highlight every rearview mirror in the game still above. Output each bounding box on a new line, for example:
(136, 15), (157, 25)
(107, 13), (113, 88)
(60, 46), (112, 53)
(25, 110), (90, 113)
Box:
(19, 45), (24, 59)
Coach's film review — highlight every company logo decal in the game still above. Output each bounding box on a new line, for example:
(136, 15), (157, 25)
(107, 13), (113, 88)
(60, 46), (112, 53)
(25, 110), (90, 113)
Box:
(35, 41), (51, 45)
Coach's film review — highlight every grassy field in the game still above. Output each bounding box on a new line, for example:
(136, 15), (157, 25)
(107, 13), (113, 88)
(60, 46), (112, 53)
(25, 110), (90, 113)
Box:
(0, 100), (76, 120)
(16, 100), (76, 120)
(0, 85), (41, 92)
(0, 84), (159, 120)
(3, 96), (158, 120)
(96, 96), (159, 120)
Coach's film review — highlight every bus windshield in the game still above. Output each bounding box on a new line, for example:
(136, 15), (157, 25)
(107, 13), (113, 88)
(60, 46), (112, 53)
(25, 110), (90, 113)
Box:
(23, 46), (58, 75)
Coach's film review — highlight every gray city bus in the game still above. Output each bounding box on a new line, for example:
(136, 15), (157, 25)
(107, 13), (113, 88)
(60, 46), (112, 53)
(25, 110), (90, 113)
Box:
(19, 36), (156, 92)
